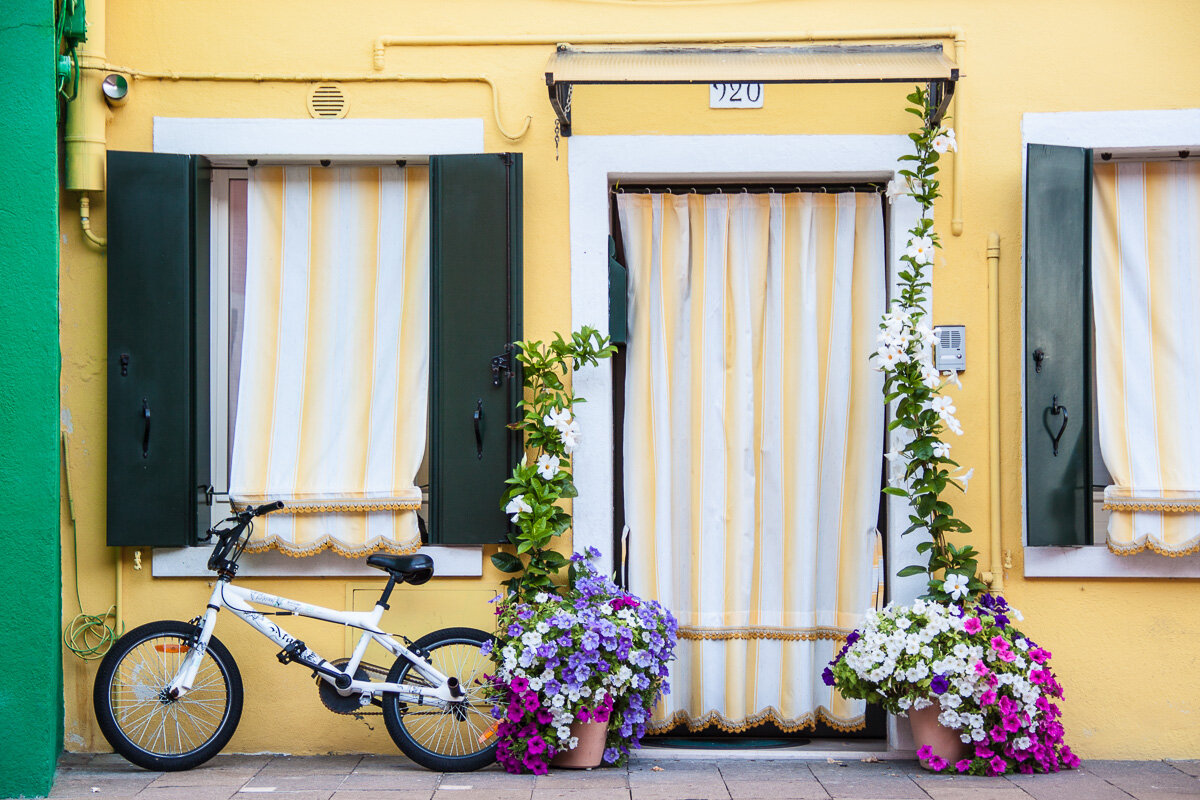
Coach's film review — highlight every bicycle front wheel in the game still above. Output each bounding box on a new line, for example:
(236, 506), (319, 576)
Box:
(382, 627), (500, 772)
(93, 620), (243, 771)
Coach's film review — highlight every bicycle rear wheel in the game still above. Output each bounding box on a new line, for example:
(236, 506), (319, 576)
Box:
(93, 620), (243, 771)
(381, 627), (500, 772)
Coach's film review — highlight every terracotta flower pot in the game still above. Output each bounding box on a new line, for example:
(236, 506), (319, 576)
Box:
(550, 720), (608, 769)
(908, 701), (970, 770)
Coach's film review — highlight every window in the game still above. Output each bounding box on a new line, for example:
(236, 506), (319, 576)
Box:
(1023, 110), (1200, 576)
(105, 151), (523, 550)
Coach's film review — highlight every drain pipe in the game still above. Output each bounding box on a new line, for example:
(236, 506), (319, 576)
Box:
(64, 0), (107, 248)
(983, 233), (1003, 591)
(371, 27), (965, 233)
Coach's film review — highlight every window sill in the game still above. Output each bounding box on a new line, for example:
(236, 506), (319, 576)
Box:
(151, 545), (483, 578)
(1023, 545), (1200, 578)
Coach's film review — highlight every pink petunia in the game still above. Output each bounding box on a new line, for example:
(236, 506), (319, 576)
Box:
(989, 755), (1008, 775)
(980, 690), (998, 706)
(917, 745), (934, 760)
(974, 661), (991, 677)
(927, 755), (948, 772)
(990, 635), (1008, 651)
(956, 759), (972, 773)
(998, 649), (1017, 662)
(963, 616), (983, 634)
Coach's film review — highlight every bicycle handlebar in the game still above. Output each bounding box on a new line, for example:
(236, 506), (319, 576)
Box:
(204, 501), (286, 572)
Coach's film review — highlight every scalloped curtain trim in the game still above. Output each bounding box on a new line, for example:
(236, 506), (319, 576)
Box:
(646, 706), (866, 734)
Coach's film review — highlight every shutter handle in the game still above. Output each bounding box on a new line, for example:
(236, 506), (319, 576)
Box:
(1033, 348), (1045, 373)
(1048, 395), (1068, 457)
(473, 399), (484, 460)
(142, 398), (152, 459)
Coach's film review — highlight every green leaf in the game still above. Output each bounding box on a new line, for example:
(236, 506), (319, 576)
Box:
(896, 565), (927, 577)
(882, 487), (909, 497)
(490, 552), (524, 573)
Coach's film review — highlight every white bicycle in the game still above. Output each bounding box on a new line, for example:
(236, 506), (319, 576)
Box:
(93, 502), (500, 772)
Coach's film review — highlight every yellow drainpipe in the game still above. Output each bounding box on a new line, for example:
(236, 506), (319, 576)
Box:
(64, 0), (108, 248)
(83, 65), (532, 142)
(983, 232), (1003, 591)
(371, 27), (965, 232)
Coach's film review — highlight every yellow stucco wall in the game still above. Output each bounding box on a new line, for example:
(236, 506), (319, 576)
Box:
(60, 0), (1200, 759)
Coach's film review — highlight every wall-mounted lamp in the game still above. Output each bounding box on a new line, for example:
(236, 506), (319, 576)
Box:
(101, 74), (129, 107)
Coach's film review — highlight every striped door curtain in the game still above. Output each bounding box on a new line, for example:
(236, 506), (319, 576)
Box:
(229, 166), (429, 556)
(618, 191), (886, 733)
(1093, 161), (1200, 556)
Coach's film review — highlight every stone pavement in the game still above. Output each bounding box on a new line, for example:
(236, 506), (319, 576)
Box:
(41, 754), (1200, 800)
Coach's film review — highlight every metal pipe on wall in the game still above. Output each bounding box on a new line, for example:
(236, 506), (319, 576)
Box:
(985, 232), (1003, 591)
(371, 27), (966, 232)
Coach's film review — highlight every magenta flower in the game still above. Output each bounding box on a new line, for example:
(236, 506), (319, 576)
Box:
(917, 745), (934, 760)
(956, 759), (972, 773)
(989, 755), (1008, 775)
(927, 755), (948, 771)
(980, 690), (997, 706)
(526, 736), (547, 755)
(963, 616), (982, 634)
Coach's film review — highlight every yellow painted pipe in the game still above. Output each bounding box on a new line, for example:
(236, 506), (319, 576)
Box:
(985, 232), (1002, 591)
(84, 64), (532, 141)
(64, 1), (106, 192)
(79, 195), (106, 250)
(950, 38), (964, 236)
(370, 27), (967, 70)
(370, 27), (965, 229)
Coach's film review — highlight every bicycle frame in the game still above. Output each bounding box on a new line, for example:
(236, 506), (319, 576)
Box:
(166, 580), (460, 709)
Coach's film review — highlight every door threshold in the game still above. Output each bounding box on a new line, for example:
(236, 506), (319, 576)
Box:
(631, 738), (910, 761)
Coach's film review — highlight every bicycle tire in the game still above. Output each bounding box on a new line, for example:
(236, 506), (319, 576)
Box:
(93, 620), (243, 771)
(381, 627), (500, 772)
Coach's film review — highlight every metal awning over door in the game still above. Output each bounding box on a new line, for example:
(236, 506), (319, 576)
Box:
(545, 42), (959, 135)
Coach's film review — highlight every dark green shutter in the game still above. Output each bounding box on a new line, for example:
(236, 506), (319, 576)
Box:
(1025, 144), (1091, 547)
(608, 235), (627, 345)
(107, 151), (210, 547)
(429, 154), (523, 544)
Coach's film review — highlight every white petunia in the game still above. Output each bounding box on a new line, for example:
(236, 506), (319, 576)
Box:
(536, 453), (561, 480)
(504, 494), (533, 523)
(905, 236), (935, 266)
(931, 129), (958, 154)
(943, 573), (970, 601)
(543, 407), (571, 430)
(930, 396), (956, 418)
(561, 420), (582, 454)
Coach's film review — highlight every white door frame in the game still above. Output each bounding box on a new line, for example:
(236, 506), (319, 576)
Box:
(566, 133), (926, 749)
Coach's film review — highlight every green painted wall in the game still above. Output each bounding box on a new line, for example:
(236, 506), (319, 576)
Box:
(0, 0), (63, 796)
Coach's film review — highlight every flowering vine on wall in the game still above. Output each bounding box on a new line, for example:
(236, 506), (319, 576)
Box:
(828, 88), (1078, 777)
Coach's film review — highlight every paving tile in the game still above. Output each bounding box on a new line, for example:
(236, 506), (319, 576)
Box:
(49, 776), (160, 797)
(147, 773), (254, 788)
(339, 772), (440, 791)
(352, 757), (426, 774)
(1166, 762), (1200, 779)
(530, 789), (631, 800)
(135, 787), (250, 800)
(1082, 761), (1200, 795)
(1006, 768), (1134, 800)
(808, 762), (930, 800)
(329, 792), (435, 800)
(256, 756), (364, 774)
(911, 774), (1034, 800)
(535, 770), (629, 787)
(432, 791), (531, 800)
(630, 786), (732, 800)
(241, 774), (351, 791)
(723, 778), (831, 800)
(718, 762), (818, 779)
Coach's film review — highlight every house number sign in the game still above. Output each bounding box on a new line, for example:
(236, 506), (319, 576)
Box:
(710, 83), (764, 108)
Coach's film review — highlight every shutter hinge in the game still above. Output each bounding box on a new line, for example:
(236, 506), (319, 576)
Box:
(490, 344), (514, 387)
(500, 152), (514, 166)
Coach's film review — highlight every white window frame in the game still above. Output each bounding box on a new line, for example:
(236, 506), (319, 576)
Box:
(1021, 109), (1200, 578)
(150, 117), (487, 578)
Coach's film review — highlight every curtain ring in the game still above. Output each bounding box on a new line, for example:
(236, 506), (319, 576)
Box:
(716, 187), (723, 194)
(689, 187), (697, 194)
(644, 187), (651, 194)
(741, 186), (749, 194)
(820, 185), (827, 193)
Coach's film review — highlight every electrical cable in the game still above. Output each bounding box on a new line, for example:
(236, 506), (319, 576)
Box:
(61, 431), (121, 661)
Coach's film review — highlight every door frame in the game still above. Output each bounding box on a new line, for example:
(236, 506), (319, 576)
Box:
(566, 133), (927, 750)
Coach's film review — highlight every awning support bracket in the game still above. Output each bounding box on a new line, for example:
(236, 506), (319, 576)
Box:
(927, 78), (956, 128)
(548, 80), (573, 138)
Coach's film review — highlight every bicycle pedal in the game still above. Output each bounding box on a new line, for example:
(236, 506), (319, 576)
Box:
(276, 639), (307, 665)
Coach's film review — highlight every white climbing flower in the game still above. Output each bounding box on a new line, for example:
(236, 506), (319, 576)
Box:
(504, 494), (532, 522)
(536, 453), (561, 480)
(943, 573), (970, 601)
(931, 129), (958, 154)
(905, 236), (935, 265)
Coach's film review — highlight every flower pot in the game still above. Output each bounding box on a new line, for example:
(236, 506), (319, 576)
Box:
(908, 702), (970, 769)
(550, 720), (607, 769)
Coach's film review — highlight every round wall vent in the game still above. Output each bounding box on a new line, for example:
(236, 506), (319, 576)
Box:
(307, 84), (349, 119)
